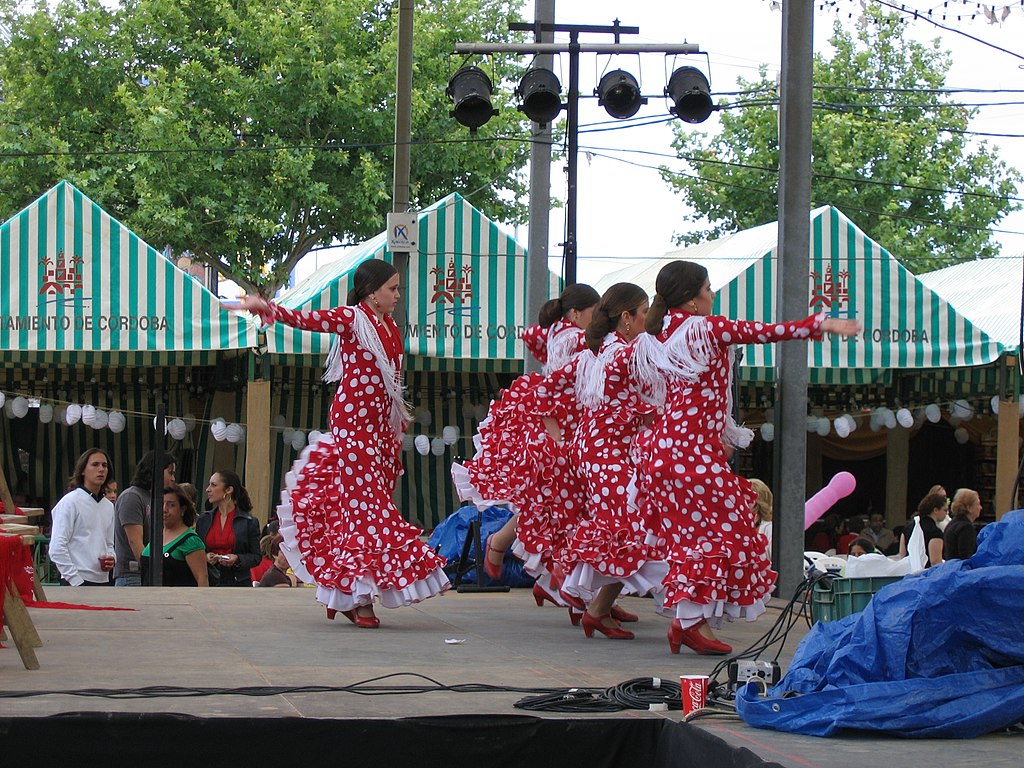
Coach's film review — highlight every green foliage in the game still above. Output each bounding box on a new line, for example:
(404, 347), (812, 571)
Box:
(0, 0), (531, 295)
(662, 7), (1021, 272)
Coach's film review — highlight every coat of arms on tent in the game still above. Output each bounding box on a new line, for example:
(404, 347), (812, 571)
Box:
(809, 264), (849, 311)
(430, 261), (474, 304)
(39, 250), (84, 296)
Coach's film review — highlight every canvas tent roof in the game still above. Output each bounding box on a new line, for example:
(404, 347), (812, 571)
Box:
(266, 193), (558, 370)
(918, 257), (1022, 353)
(0, 181), (259, 364)
(594, 206), (1007, 383)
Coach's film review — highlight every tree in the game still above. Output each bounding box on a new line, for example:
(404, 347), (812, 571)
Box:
(661, 7), (1022, 272)
(0, 0), (531, 296)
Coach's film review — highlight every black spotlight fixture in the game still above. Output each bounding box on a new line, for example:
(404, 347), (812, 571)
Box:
(515, 68), (563, 126)
(666, 66), (713, 124)
(595, 69), (646, 119)
(446, 65), (499, 132)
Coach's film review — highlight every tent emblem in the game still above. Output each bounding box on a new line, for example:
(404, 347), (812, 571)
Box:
(429, 262), (474, 305)
(39, 250), (84, 296)
(809, 265), (850, 312)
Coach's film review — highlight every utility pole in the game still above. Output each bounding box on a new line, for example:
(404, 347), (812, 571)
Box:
(391, 0), (414, 334)
(524, 0), (555, 374)
(773, 1), (814, 597)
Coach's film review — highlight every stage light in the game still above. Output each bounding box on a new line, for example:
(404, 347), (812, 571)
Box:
(516, 68), (562, 126)
(446, 65), (498, 132)
(595, 69), (646, 119)
(665, 66), (713, 123)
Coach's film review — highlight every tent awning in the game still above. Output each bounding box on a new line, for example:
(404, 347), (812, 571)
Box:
(595, 206), (1006, 382)
(0, 181), (259, 359)
(918, 257), (1022, 354)
(266, 193), (559, 363)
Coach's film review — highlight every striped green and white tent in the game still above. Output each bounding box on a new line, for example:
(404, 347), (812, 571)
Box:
(266, 193), (559, 372)
(594, 206), (1006, 384)
(0, 180), (259, 364)
(919, 257), (1022, 354)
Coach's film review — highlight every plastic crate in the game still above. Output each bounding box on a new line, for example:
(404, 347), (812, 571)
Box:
(810, 576), (902, 622)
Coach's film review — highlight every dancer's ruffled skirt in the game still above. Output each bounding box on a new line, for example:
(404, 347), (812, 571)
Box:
(277, 433), (449, 612)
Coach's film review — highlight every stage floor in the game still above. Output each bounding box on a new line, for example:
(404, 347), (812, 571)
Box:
(2, 586), (1020, 766)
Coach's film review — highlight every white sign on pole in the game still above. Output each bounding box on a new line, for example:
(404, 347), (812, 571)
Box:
(386, 212), (418, 253)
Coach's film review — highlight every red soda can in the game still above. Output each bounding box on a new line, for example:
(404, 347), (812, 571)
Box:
(680, 674), (708, 716)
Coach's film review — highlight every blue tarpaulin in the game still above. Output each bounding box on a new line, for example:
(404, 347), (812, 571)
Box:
(737, 510), (1024, 738)
(427, 505), (534, 587)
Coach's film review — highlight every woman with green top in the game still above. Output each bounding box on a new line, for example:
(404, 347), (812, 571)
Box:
(141, 485), (209, 587)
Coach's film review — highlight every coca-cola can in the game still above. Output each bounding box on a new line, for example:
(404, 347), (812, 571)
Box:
(680, 674), (708, 716)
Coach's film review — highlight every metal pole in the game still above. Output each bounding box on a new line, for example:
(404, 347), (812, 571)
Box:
(147, 404), (165, 586)
(772, 0), (814, 597)
(564, 30), (580, 285)
(524, 0), (555, 375)
(391, 0), (414, 334)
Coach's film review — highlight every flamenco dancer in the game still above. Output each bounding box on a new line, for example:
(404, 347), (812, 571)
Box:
(451, 284), (598, 608)
(537, 282), (665, 639)
(633, 261), (859, 654)
(240, 259), (449, 628)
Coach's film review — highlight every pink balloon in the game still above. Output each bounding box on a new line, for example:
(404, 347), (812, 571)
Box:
(804, 471), (857, 530)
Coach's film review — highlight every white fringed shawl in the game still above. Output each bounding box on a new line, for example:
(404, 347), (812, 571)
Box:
(544, 322), (583, 375)
(630, 314), (753, 449)
(323, 308), (412, 436)
(576, 334), (625, 411)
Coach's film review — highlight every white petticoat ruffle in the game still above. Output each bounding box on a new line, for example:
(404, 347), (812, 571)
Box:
(276, 432), (449, 610)
(673, 597), (768, 629)
(510, 539), (546, 578)
(449, 460), (516, 512)
(560, 559), (668, 604)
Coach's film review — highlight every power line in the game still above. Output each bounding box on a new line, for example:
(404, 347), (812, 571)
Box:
(869, 0), (1024, 62)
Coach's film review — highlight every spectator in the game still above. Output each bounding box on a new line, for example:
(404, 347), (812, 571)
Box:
(836, 516), (865, 555)
(861, 512), (896, 555)
(848, 537), (876, 557)
(249, 534), (276, 584)
(48, 448), (116, 587)
(196, 470), (261, 586)
(750, 478), (773, 551)
(140, 485), (208, 587)
(943, 488), (982, 560)
(899, 492), (948, 567)
(257, 535), (297, 587)
(177, 482), (200, 513)
(113, 451), (177, 587)
(104, 480), (118, 505)
(809, 513), (841, 554)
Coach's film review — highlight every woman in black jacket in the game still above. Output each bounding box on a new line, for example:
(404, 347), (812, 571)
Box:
(196, 469), (262, 586)
(944, 488), (982, 560)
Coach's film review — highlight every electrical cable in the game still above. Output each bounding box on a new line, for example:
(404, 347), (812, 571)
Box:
(604, 677), (682, 711)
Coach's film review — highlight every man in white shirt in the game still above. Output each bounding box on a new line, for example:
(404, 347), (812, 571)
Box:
(48, 448), (116, 586)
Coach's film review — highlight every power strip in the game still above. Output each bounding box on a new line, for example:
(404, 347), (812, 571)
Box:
(727, 660), (781, 689)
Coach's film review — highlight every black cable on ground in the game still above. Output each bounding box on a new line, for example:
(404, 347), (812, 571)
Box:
(604, 677), (682, 711)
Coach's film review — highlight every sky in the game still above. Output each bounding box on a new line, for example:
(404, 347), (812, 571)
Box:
(287, 1), (1024, 290)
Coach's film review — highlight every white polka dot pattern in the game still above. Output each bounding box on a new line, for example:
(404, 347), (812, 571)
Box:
(638, 310), (824, 612)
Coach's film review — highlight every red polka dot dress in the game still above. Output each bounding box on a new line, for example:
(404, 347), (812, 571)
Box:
(451, 319), (585, 517)
(451, 320), (587, 576)
(261, 301), (449, 613)
(636, 309), (825, 628)
(542, 333), (667, 602)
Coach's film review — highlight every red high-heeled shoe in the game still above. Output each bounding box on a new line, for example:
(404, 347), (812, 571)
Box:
(558, 588), (587, 612)
(567, 607), (583, 626)
(610, 603), (639, 623)
(483, 535), (503, 581)
(533, 582), (561, 607)
(667, 619), (731, 655)
(354, 613), (380, 629)
(581, 611), (634, 640)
